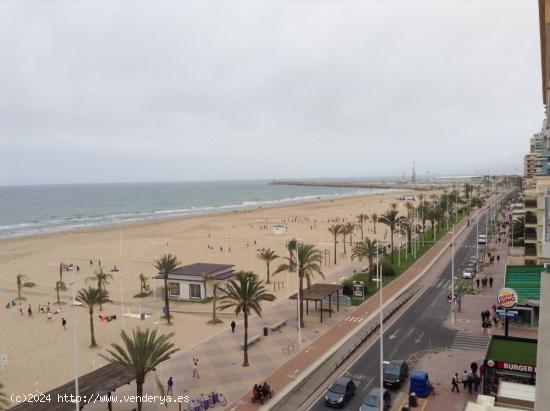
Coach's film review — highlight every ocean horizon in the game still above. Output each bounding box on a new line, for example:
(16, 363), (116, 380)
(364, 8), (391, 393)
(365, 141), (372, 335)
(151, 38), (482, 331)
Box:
(0, 179), (400, 239)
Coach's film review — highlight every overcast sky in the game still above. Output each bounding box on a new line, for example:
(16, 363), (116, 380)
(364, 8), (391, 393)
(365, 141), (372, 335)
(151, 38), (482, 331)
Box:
(0, 0), (543, 185)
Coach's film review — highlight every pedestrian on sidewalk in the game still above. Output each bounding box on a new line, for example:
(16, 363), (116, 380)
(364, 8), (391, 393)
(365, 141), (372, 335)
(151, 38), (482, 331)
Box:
(476, 278), (480, 288)
(167, 376), (173, 395)
(489, 277), (493, 287)
(231, 320), (236, 333)
(473, 374), (481, 393)
(497, 255), (500, 263)
(451, 373), (460, 392)
(192, 358), (200, 379)
(467, 373), (473, 394)
(462, 370), (468, 390)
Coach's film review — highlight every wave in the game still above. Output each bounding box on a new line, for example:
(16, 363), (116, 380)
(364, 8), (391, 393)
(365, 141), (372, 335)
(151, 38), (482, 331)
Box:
(0, 187), (400, 239)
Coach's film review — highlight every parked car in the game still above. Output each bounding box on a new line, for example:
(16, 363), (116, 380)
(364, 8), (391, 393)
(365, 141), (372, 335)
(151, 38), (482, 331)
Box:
(478, 235), (487, 245)
(324, 377), (355, 408)
(383, 360), (409, 388)
(359, 388), (391, 411)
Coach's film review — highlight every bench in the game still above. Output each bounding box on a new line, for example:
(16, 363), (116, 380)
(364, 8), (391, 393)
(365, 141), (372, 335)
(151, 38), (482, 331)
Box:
(241, 334), (261, 349)
(268, 319), (287, 332)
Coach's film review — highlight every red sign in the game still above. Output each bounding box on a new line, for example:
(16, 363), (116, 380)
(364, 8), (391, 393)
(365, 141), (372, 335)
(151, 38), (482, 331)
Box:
(495, 361), (537, 374)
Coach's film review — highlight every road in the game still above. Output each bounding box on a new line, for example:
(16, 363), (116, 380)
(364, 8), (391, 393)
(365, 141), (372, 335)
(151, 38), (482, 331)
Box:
(308, 209), (489, 411)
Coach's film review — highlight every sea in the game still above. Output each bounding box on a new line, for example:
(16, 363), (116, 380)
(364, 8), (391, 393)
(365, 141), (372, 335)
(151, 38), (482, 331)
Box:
(0, 180), (397, 239)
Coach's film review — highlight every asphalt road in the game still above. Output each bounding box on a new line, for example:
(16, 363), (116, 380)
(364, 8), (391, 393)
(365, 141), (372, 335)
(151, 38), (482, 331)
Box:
(308, 211), (489, 411)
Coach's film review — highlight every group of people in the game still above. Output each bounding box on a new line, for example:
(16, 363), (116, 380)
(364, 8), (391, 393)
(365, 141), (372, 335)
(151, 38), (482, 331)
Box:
(19, 302), (68, 329)
(475, 276), (493, 288)
(252, 382), (273, 404)
(451, 362), (483, 394)
(481, 308), (498, 333)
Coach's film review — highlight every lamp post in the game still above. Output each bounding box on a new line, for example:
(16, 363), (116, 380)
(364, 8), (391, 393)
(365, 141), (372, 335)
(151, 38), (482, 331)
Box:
(375, 229), (384, 411)
(70, 268), (79, 411)
(295, 242), (301, 351)
(451, 222), (455, 325)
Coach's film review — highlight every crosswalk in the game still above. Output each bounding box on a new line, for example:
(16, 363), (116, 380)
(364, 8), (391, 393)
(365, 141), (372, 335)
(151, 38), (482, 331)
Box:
(344, 315), (366, 323)
(433, 278), (452, 289)
(450, 332), (490, 352)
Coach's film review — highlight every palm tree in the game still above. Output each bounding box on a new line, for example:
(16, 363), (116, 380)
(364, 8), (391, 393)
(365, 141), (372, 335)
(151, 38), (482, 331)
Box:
(101, 328), (179, 411)
(345, 222), (356, 248)
(76, 287), (111, 347)
(351, 238), (379, 281)
(218, 271), (275, 367)
(208, 281), (223, 324)
(153, 253), (181, 325)
(16, 274), (28, 300)
(257, 248), (279, 284)
(356, 214), (369, 239)
(379, 209), (400, 260)
(328, 224), (342, 264)
(275, 243), (323, 328)
(285, 239), (297, 270)
(202, 272), (212, 299)
(371, 213), (378, 235)
(55, 280), (64, 304)
(399, 216), (413, 253)
(340, 225), (349, 256)
(0, 382), (9, 410)
(86, 269), (113, 311)
(139, 273), (150, 294)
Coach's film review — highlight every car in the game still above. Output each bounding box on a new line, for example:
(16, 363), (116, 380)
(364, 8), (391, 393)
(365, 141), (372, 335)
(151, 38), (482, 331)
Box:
(462, 268), (474, 279)
(324, 377), (355, 408)
(383, 360), (409, 388)
(478, 235), (487, 245)
(359, 388), (391, 411)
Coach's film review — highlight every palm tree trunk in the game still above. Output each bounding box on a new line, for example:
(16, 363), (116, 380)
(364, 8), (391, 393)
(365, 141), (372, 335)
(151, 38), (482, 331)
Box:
(333, 237), (337, 265)
(374, 223), (377, 235)
(98, 282), (103, 311)
(360, 223), (364, 239)
(163, 277), (171, 325)
(18, 285), (21, 300)
(89, 310), (97, 347)
(368, 256), (374, 281)
(299, 274), (305, 328)
(243, 312), (249, 367)
(343, 235), (347, 255)
(390, 228), (395, 261)
(266, 262), (271, 284)
(136, 380), (144, 411)
(56, 287), (60, 304)
(212, 288), (217, 322)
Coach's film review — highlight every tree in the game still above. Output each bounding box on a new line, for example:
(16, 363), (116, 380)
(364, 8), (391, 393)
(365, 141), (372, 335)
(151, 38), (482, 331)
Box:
(86, 269), (113, 311)
(345, 222), (355, 248)
(356, 214), (369, 239)
(0, 382), (9, 411)
(153, 253), (181, 325)
(399, 216), (413, 253)
(76, 287), (111, 347)
(351, 237), (379, 281)
(328, 224), (342, 265)
(257, 248), (279, 284)
(275, 243), (323, 328)
(139, 273), (150, 294)
(340, 225), (349, 256)
(101, 328), (179, 411)
(16, 274), (29, 300)
(379, 209), (400, 260)
(208, 281), (222, 324)
(218, 271), (275, 366)
(371, 213), (378, 235)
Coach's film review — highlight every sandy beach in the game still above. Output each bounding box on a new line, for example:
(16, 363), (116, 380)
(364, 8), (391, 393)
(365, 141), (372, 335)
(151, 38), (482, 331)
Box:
(0, 190), (424, 397)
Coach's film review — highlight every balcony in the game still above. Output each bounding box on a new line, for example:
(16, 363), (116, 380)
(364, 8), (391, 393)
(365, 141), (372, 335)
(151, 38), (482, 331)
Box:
(525, 228), (537, 241)
(525, 212), (537, 225)
(525, 199), (537, 209)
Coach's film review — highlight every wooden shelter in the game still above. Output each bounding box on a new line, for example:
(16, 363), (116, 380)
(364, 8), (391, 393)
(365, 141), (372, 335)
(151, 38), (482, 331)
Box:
(289, 283), (343, 323)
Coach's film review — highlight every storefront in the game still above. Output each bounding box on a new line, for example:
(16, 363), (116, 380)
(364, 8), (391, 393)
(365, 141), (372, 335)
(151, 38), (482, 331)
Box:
(504, 266), (541, 327)
(482, 336), (537, 397)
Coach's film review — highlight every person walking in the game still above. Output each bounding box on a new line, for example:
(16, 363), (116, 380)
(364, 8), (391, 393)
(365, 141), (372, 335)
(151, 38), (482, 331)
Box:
(231, 320), (236, 333)
(497, 255), (500, 262)
(467, 373), (473, 394)
(451, 373), (460, 393)
(167, 376), (173, 395)
(192, 358), (200, 379)
(27, 304), (32, 317)
(489, 277), (494, 287)
(62, 317), (67, 330)
(476, 277), (480, 288)
(462, 370), (468, 390)
(473, 374), (481, 393)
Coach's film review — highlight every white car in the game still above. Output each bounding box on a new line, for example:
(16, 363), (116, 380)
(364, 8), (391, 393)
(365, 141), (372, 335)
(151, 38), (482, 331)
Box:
(462, 268), (474, 279)
(478, 235), (487, 245)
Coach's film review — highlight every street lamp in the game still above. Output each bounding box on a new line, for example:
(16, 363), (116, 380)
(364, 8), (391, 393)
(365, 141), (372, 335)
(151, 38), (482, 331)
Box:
(376, 229), (384, 411)
(70, 267), (79, 411)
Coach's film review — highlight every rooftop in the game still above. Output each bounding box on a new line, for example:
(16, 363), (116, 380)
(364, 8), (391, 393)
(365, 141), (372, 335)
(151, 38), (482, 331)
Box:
(289, 283), (343, 301)
(487, 336), (537, 366)
(156, 263), (235, 280)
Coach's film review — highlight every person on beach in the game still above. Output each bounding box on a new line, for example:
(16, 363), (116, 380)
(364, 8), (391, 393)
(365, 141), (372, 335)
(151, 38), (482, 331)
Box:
(47, 302), (50, 313)
(27, 305), (32, 317)
(451, 373), (460, 392)
(62, 317), (67, 330)
(47, 311), (53, 322)
(167, 376), (173, 395)
(231, 321), (236, 333)
(192, 358), (200, 379)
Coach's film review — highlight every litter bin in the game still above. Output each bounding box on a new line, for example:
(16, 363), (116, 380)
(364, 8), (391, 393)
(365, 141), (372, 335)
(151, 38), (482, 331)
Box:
(263, 327), (268, 336)
(409, 393), (417, 407)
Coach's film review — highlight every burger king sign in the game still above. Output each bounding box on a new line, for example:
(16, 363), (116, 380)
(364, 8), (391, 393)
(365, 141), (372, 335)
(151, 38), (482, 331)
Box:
(497, 288), (518, 309)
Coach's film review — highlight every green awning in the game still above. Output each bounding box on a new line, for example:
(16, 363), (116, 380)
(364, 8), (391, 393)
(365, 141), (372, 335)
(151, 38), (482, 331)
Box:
(505, 265), (542, 305)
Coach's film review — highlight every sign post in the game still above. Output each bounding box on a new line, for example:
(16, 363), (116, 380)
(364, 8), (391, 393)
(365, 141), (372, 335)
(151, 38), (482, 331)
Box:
(497, 287), (518, 337)
(353, 280), (364, 301)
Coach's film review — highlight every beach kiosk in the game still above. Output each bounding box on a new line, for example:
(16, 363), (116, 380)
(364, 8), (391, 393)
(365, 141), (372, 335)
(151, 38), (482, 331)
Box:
(272, 224), (287, 236)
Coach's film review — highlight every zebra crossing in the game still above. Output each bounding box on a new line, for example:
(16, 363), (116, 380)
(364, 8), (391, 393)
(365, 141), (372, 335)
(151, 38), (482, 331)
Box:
(433, 278), (452, 289)
(344, 315), (366, 323)
(450, 332), (490, 352)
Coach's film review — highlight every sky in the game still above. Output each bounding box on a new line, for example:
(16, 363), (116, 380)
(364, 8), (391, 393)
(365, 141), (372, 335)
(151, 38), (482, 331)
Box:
(0, 0), (544, 185)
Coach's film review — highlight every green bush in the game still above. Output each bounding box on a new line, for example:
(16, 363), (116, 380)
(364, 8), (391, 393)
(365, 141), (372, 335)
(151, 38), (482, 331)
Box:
(381, 260), (396, 276)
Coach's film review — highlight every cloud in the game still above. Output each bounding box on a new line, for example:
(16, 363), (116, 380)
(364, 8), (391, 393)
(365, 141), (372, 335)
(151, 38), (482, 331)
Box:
(0, 0), (542, 184)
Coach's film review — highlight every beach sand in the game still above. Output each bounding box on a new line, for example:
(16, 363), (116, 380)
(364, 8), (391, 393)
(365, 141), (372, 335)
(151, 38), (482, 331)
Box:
(0, 190), (427, 397)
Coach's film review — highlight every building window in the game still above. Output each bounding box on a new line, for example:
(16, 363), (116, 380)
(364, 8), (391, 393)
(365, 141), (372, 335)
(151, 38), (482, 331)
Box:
(189, 284), (202, 299)
(168, 282), (180, 297)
